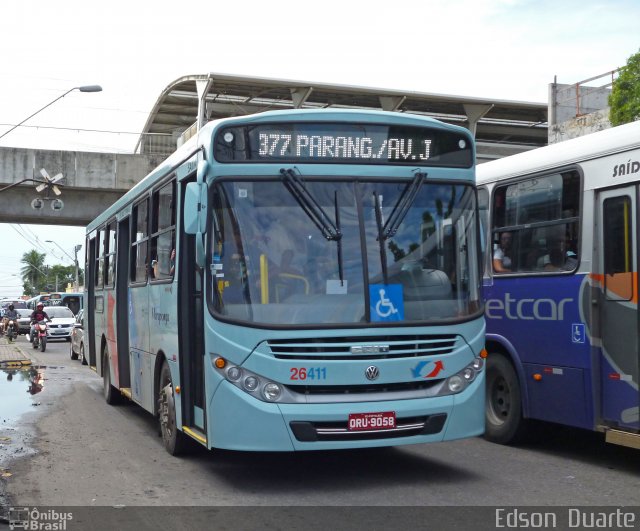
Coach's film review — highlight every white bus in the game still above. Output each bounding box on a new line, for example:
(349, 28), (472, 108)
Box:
(478, 120), (640, 449)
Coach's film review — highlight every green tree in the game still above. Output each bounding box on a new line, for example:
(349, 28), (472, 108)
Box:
(609, 49), (640, 126)
(46, 264), (75, 292)
(20, 250), (47, 295)
(19, 250), (79, 295)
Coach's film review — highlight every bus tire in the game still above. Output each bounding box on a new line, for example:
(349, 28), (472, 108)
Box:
(103, 347), (120, 405)
(158, 361), (188, 456)
(484, 353), (528, 445)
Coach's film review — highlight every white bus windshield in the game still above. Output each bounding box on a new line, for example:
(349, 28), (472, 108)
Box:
(210, 178), (480, 326)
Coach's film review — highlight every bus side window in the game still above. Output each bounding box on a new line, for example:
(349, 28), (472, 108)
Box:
(131, 198), (149, 283)
(491, 170), (580, 275)
(477, 187), (490, 276)
(150, 180), (176, 281)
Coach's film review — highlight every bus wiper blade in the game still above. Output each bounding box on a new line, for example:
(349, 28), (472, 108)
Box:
(381, 171), (426, 240)
(280, 168), (342, 242)
(374, 191), (389, 285)
(334, 190), (344, 285)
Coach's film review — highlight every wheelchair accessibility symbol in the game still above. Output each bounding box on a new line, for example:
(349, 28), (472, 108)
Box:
(571, 323), (585, 344)
(370, 284), (404, 322)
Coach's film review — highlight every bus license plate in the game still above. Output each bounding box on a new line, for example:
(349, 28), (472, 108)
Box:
(348, 411), (396, 431)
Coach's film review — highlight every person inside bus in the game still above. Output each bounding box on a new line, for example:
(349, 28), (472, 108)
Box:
(150, 247), (176, 280)
(539, 236), (578, 271)
(543, 247), (565, 271)
(169, 248), (176, 276)
(493, 231), (513, 273)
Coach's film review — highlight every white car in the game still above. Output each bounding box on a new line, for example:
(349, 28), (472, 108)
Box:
(15, 308), (33, 335)
(43, 306), (76, 341)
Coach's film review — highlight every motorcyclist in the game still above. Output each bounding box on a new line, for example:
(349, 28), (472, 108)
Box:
(3, 304), (19, 339)
(30, 303), (51, 341)
(2, 304), (19, 335)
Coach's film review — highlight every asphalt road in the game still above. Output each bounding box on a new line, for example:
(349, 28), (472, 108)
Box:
(1, 335), (638, 526)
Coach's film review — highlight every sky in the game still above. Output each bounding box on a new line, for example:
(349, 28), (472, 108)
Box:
(0, 0), (638, 296)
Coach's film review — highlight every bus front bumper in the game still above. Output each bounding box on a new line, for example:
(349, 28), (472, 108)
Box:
(208, 373), (484, 451)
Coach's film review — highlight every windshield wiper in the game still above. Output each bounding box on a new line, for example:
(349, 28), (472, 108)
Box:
(334, 190), (344, 285)
(374, 171), (427, 285)
(381, 171), (426, 239)
(281, 168), (341, 241)
(280, 168), (344, 284)
(373, 191), (389, 285)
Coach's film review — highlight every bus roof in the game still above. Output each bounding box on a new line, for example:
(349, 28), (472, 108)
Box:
(87, 109), (475, 233)
(199, 107), (474, 133)
(477, 120), (640, 185)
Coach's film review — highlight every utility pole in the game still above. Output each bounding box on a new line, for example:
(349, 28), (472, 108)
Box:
(74, 244), (82, 291)
(46, 240), (82, 291)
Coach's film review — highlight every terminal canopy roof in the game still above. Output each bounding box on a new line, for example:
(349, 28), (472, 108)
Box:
(137, 73), (548, 157)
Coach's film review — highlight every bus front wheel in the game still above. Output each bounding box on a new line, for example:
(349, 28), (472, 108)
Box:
(484, 353), (528, 445)
(158, 362), (188, 456)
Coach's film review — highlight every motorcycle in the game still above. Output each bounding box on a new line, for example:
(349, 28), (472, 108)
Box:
(31, 320), (49, 352)
(5, 319), (17, 343)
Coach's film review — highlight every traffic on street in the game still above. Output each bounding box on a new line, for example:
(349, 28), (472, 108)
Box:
(0, 334), (638, 512)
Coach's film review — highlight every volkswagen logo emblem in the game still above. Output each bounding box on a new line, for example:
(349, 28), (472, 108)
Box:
(365, 366), (380, 381)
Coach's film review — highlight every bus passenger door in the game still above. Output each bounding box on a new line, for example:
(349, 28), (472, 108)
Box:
(116, 217), (131, 390)
(596, 185), (639, 431)
(178, 182), (206, 435)
(87, 236), (97, 368)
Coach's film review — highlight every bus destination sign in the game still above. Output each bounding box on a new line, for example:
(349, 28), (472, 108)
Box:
(214, 122), (473, 167)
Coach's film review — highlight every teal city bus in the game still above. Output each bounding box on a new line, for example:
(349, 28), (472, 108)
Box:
(85, 109), (486, 455)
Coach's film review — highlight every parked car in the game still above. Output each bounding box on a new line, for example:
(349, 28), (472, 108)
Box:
(69, 309), (86, 364)
(43, 306), (76, 341)
(15, 308), (33, 335)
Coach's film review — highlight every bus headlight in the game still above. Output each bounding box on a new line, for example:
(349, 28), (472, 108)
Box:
(243, 376), (259, 392)
(227, 366), (242, 381)
(213, 357), (292, 403)
(263, 383), (282, 402)
(463, 367), (475, 382)
(447, 375), (464, 393)
(436, 355), (485, 396)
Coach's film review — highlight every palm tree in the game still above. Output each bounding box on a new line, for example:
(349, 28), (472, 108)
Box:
(20, 250), (47, 295)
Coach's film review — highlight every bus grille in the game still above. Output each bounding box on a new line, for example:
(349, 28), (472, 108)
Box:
(286, 380), (442, 396)
(290, 413), (447, 442)
(268, 334), (458, 360)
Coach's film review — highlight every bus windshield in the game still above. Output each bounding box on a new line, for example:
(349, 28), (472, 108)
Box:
(210, 177), (480, 326)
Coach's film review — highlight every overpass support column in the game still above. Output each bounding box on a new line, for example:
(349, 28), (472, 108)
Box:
(196, 78), (214, 129)
(463, 103), (494, 137)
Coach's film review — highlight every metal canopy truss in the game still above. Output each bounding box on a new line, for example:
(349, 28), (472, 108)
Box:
(136, 73), (548, 157)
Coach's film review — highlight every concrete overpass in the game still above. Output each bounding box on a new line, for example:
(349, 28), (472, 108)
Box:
(0, 73), (548, 225)
(0, 147), (161, 226)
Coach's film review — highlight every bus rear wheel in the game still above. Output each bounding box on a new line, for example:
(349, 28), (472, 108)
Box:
(158, 361), (188, 456)
(70, 342), (78, 360)
(103, 346), (120, 405)
(484, 353), (528, 445)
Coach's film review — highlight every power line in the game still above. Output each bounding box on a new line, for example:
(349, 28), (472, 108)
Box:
(0, 122), (171, 137)
(9, 224), (56, 258)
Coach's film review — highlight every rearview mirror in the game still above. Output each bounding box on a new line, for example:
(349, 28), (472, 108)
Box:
(184, 182), (208, 235)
